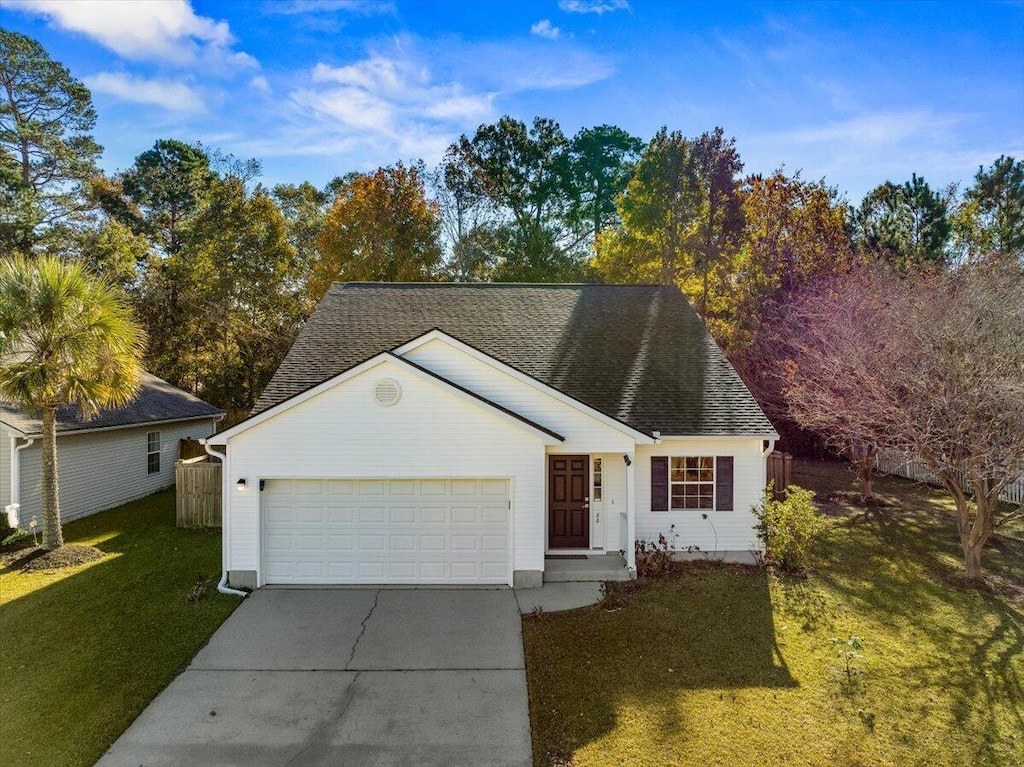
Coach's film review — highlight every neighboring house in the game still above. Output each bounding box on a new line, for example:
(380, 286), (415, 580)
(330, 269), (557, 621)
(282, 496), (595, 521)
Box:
(1, 373), (222, 527)
(207, 283), (778, 589)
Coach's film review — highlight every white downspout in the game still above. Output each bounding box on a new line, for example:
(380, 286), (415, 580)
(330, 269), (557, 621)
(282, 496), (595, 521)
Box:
(762, 438), (777, 486)
(8, 437), (35, 526)
(201, 439), (246, 597)
(624, 452), (636, 573)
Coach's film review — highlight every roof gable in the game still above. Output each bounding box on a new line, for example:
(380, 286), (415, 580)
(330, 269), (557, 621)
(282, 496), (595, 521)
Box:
(253, 283), (776, 438)
(395, 330), (654, 444)
(209, 352), (564, 445)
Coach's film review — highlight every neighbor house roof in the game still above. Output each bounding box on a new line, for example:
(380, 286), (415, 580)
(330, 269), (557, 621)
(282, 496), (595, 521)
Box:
(254, 283), (775, 438)
(0, 372), (223, 437)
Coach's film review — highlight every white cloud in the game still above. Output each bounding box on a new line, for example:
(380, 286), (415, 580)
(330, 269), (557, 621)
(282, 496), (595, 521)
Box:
(298, 54), (494, 140)
(558, 0), (629, 14)
(250, 75), (271, 94)
(231, 36), (613, 165)
(530, 20), (561, 40)
(778, 111), (967, 147)
(8, 0), (256, 70)
(85, 72), (205, 113)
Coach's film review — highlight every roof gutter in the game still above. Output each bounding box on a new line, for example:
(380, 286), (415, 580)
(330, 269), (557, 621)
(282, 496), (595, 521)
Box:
(200, 438), (247, 598)
(10, 413), (224, 440)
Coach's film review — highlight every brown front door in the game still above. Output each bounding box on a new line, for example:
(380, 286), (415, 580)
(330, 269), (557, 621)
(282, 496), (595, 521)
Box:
(549, 455), (589, 549)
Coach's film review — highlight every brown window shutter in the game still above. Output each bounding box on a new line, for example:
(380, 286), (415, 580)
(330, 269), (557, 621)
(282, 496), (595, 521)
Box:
(651, 456), (668, 511)
(716, 456), (734, 511)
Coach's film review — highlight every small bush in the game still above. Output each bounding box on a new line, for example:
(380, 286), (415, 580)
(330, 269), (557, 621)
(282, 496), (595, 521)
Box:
(634, 525), (679, 579)
(754, 484), (824, 572)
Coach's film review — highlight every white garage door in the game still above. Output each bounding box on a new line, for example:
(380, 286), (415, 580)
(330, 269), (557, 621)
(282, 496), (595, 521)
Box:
(262, 478), (510, 585)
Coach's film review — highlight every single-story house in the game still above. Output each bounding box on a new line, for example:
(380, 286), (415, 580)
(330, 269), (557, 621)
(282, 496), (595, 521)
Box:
(206, 283), (778, 590)
(1, 373), (223, 527)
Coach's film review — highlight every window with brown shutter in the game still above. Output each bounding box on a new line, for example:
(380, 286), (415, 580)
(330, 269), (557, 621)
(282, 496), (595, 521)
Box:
(651, 456), (668, 511)
(715, 456), (734, 511)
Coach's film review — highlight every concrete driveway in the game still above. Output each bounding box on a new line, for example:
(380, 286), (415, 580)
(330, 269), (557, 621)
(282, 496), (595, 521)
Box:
(97, 588), (531, 766)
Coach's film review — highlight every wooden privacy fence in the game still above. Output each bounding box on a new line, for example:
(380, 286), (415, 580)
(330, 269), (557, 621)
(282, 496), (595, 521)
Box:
(875, 448), (1023, 506)
(175, 457), (222, 528)
(178, 438), (207, 461)
(766, 451), (793, 499)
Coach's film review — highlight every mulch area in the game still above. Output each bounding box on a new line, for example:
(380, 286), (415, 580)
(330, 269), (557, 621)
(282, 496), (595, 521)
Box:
(2, 544), (104, 572)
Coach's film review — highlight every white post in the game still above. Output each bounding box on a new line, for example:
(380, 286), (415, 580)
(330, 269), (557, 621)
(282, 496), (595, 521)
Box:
(625, 453), (636, 572)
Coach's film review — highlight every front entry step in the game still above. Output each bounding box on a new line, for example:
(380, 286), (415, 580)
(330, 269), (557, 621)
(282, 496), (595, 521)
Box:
(542, 553), (634, 583)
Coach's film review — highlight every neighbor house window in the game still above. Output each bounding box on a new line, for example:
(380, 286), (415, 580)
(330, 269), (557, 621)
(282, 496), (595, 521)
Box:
(593, 458), (603, 501)
(670, 457), (714, 510)
(147, 431), (161, 475)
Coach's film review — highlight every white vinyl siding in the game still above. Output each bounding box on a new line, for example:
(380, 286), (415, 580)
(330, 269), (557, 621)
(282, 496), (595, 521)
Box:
(635, 438), (765, 554)
(15, 419), (217, 525)
(225, 357), (546, 583)
(403, 338), (636, 454)
(262, 478), (510, 584)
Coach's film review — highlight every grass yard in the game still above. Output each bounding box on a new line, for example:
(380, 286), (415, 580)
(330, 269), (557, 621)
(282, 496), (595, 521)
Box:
(0, 491), (239, 766)
(523, 460), (1024, 767)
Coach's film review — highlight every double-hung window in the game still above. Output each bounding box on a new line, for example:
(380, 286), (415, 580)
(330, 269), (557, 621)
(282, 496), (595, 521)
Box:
(147, 431), (161, 475)
(669, 456), (714, 510)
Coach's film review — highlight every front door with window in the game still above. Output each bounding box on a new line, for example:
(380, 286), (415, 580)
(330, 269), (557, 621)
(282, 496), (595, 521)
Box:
(548, 455), (589, 548)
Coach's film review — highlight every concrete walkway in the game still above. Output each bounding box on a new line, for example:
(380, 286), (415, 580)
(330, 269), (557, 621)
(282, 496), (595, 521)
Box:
(97, 589), (531, 767)
(514, 582), (604, 614)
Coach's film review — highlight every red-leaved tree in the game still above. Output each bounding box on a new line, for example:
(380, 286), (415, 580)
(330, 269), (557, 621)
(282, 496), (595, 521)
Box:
(766, 257), (1024, 579)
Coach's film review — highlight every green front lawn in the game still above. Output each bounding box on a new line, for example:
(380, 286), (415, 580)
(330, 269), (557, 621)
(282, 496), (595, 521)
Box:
(523, 460), (1024, 766)
(0, 491), (239, 766)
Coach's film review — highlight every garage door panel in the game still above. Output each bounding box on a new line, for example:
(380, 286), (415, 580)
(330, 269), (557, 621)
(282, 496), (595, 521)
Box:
(389, 506), (416, 523)
(262, 478), (510, 584)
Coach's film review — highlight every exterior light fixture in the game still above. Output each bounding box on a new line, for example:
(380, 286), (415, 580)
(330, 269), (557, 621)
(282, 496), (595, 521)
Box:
(237, 478), (247, 490)
(622, 454), (632, 466)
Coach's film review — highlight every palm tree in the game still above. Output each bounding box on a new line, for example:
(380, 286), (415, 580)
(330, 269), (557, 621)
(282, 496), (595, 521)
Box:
(0, 255), (145, 550)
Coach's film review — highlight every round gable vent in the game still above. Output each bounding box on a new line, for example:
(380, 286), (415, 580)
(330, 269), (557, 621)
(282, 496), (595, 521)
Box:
(372, 378), (402, 407)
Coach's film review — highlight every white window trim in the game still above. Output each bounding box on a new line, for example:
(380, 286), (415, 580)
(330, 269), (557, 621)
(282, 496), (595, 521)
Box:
(669, 456), (715, 511)
(147, 431), (161, 475)
(593, 457), (603, 502)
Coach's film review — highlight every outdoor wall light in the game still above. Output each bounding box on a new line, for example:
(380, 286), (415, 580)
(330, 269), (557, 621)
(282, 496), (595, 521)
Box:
(237, 478), (247, 490)
(622, 454), (632, 466)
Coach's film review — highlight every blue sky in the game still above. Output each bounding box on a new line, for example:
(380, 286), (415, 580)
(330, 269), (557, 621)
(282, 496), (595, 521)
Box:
(4, 0), (1023, 201)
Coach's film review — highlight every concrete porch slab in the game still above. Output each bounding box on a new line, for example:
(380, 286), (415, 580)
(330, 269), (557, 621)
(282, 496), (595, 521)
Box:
(514, 582), (603, 614)
(542, 552), (633, 583)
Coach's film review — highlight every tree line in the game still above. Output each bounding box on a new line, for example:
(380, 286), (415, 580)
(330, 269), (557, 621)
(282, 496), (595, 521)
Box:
(2, 28), (1021, 406)
(3, 28), (1023, 578)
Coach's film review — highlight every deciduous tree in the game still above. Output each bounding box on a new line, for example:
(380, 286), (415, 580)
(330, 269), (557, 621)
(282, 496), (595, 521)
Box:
(311, 162), (442, 297)
(594, 127), (745, 344)
(442, 117), (581, 280)
(772, 260), (1024, 578)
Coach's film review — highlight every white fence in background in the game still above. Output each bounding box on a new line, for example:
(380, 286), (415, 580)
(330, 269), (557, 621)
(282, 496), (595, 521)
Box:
(874, 449), (1023, 506)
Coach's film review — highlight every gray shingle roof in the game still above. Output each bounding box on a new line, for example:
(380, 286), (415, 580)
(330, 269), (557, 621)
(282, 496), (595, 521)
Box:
(254, 283), (776, 437)
(0, 372), (223, 436)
